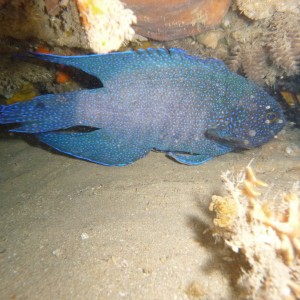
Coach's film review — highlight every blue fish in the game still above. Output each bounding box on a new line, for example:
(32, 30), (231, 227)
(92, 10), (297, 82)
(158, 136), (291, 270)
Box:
(0, 48), (285, 166)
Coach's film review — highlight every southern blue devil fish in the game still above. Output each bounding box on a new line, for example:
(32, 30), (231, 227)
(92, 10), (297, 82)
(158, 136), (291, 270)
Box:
(0, 48), (285, 166)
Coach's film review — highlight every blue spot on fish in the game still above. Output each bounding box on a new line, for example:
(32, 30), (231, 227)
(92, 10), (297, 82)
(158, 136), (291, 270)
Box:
(0, 48), (285, 166)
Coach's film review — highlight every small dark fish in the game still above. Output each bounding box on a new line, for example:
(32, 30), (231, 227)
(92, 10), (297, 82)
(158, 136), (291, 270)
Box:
(0, 48), (285, 166)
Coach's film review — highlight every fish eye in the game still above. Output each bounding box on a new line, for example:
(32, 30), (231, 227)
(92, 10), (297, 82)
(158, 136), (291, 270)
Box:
(265, 111), (278, 123)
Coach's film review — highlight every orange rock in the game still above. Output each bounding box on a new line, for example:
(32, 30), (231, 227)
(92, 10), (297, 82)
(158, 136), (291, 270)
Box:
(123, 0), (231, 40)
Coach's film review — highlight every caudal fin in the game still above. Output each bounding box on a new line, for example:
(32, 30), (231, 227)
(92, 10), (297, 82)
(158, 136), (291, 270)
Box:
(0, 90), (89, 133)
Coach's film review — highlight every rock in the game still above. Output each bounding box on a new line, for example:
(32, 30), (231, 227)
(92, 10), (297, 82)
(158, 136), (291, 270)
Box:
(123, 0), (231, 40)
(236, 0), (300, 20)
(197, 30), (224, 49)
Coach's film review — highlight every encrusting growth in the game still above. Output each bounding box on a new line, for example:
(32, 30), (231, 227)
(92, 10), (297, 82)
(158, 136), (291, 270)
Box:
(75, 0), (137, 53)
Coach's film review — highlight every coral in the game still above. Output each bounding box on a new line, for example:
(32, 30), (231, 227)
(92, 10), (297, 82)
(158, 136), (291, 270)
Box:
(235, 0), (300, 20)
(209, 166), (300, 300)
(226, 10), (300, 85)
(75, 0), (136, 53)
(228, 43), (273, 86)
(123, 0), (230, 41)
(267, 12), (300, 76)
(209, 195), (238, 228)
(251, 192), (300, 266)
(153, 6), (300, 86)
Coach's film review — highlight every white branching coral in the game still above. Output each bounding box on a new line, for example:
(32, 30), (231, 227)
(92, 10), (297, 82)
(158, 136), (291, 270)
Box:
(75, 0), (137, 53)
(209, 166), (300, 300)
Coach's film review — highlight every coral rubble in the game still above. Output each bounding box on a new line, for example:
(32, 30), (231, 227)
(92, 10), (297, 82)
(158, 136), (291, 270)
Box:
(123, 0), (230, 40)
(209, 166), (300, 300)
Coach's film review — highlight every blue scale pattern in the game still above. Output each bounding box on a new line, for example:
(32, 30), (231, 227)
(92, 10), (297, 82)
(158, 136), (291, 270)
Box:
(0, 48), (286, 166)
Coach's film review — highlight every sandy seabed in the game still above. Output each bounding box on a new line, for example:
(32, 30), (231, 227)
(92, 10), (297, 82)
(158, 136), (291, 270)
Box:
(0, 125), (299, 300)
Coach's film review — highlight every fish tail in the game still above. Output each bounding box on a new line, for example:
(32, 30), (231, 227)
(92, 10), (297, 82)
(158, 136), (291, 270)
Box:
(0, 92), (79, 133)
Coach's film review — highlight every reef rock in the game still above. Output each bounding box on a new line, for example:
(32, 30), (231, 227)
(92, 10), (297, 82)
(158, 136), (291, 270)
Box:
(236, 0), (300, 20)
(0, 0), (137, 54)
(75, 0), (136, 53)
(0, 0), (88, 51)
(123, 0), (231, 40)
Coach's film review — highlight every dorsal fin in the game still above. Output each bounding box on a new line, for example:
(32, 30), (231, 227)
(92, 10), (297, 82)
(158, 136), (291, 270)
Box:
(31, 48), (190, 84)
(31, 48), (231, 85)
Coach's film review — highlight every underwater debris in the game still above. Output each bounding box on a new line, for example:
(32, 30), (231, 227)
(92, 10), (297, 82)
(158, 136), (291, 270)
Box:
(209, 166), (300, 300)
(123, 0), (230, 41)
(75, 0), (136, 53)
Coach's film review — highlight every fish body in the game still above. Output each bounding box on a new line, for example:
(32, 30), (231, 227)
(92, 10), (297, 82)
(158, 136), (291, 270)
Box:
(0, 49), (285, 166)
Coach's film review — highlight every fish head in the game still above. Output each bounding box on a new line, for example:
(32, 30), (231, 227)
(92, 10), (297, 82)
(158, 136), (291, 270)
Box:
(206, 87), (286, 149)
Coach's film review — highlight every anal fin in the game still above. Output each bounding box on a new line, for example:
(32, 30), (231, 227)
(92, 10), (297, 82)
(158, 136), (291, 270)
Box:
(37, 129), (150, 166)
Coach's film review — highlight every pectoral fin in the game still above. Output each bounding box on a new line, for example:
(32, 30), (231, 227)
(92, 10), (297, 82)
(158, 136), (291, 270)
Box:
(167, 142), (233, 165)
(206, 128), (253, 149)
